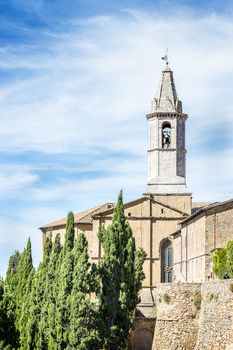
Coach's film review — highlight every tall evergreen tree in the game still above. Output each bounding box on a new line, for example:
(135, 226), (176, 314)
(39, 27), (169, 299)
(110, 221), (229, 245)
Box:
(0, 278), (7, 345)
(55, 212), (75, 349)
(63, 212), (75, 255)
(4, 249), (24, 349)
(3, 241), (33, 349)
(68, 232), (101, 349)
(22, 238), (51, 350)
(46, 234), (62, 350)
(4, 250), (21, 345)
(97, 191), (146, 350)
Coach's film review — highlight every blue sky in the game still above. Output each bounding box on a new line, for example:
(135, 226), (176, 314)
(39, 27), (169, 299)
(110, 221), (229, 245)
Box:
(1, 0), (233, 276)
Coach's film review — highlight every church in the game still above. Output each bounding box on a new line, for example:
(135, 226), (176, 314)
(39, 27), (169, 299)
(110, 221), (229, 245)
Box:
(40, 59), (233, 348)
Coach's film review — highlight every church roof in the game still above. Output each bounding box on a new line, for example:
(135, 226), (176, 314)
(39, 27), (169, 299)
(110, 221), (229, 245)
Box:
(179, 198), (233, 225)
(151, 62), (183, 113)
(39, 202), (114, 230)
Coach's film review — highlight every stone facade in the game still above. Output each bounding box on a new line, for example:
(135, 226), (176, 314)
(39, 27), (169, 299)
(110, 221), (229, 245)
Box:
(41, 194), (191, 309)
(173, 199), (233, 283)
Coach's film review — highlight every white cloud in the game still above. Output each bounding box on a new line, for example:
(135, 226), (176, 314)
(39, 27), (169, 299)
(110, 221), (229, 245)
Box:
(0, 10), (232, 156)
(1, 7), (233, 275)
(0, 171), (38, 197)
(188, 148), (233, 202)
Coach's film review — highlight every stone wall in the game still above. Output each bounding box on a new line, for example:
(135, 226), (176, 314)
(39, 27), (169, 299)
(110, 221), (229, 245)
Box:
(195, 280), (233, 350)
(151, 280), (233, 350)
(152, 283), (201, 350)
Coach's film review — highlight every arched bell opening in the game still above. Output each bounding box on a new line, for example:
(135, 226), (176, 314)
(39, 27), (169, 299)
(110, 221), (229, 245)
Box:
(162, 122), (171, 149)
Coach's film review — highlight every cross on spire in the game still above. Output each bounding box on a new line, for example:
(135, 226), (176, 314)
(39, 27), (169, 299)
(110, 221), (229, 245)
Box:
(161, 48), (169, 67)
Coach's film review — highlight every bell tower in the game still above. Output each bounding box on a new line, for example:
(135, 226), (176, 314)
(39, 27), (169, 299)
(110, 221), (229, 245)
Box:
(145, 60), (189, 195)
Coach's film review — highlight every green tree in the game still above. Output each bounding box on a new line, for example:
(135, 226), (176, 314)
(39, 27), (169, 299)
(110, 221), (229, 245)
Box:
(225, 240), (233, 277)
(213, 248), (227, 279)
(46, 234), (62, 350)
(4, 250), (21, 348)
(63, 212), (75, 255)
(21, 238), (51, 350)
(97, 191), (146, 350)
(0, 279), (6, 343)
(2, 241), (33, 349)
(55, 212), (75, 349)
(68, 232), (101, 349)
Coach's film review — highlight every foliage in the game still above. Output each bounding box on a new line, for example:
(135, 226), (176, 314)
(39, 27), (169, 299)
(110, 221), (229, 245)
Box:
(213, 248), (227, 279)
(97, 191), (146, 350)
(2, 241), (34, 349)
(225, 240), (233, 277)
(213, 240), (233, 279)
(194, 292), (202, 310)
(163, 293), (171, 304)
(0, 192), (146, 349)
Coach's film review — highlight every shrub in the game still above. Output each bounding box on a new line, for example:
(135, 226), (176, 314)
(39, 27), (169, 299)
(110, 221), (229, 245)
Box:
(163, 293), (171, 304)
(225, 240), (233, 277)
(213, 248), (227, 279)
(194, 292), (202, 310)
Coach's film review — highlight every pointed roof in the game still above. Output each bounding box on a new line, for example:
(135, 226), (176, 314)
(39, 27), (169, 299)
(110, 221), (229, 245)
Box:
(151, 62), (182, 113)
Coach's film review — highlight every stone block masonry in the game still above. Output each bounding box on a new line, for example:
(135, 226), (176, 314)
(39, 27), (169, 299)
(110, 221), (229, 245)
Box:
(151, 280), (233, 350)
(152, 283), (201, 350)
(195, 280), (233, 350)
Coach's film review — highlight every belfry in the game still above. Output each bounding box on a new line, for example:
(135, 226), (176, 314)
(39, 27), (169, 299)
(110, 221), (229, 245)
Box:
(146, 60), (189, 195)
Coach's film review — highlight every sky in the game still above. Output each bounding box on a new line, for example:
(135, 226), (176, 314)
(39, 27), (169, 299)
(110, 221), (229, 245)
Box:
(1, 0), (233, 276)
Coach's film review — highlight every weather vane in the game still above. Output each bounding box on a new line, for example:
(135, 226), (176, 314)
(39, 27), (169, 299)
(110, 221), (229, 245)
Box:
(161, 48), (169, 65)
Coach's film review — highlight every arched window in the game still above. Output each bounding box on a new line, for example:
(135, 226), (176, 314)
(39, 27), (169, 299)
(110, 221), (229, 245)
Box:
(162, 123), (171, 149)
(161, 239), (173, 282)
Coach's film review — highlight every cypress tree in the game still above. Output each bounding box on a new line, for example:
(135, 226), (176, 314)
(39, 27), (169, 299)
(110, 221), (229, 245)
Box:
(63, 212), (75, 255)
(19, 268), (35, 350)
(68, 232), (101, 349)
(22, 238), (51, 350)
(46, 234), (62, 350)
(55, 212), (75, 349)
(3, 241), (34, 349)
(0, 278), (7, 345)
(97, 191), (146, 350)
(4, 251), (22, 348)
(15, 239), (33, 310)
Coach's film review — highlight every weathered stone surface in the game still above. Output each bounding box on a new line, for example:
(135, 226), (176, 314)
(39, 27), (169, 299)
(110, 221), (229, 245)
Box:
(195, 280), (233, 350)
(146, 64), (189, 195)
(173, 200), (233, 283)
(150, 281), (233, 350)
(152, 283), (201, 350)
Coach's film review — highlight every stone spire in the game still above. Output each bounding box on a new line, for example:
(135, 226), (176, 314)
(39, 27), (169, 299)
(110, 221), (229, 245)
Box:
(145, 60), (190, 195)
(151, 62), (182, 113)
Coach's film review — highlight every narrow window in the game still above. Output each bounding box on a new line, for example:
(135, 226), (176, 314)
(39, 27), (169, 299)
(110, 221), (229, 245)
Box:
(162, 123), (171, 149)
(161, 239), (173, 282)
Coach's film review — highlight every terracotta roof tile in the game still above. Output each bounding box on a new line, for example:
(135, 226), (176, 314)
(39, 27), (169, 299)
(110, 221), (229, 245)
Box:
(40, 202), (114, 229)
